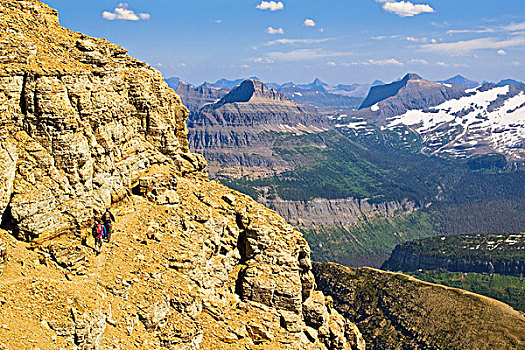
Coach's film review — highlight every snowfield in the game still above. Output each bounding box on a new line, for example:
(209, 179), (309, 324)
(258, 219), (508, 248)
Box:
(388, 85), (525, 160)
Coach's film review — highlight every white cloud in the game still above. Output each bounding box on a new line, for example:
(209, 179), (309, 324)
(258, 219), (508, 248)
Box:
(406, 36), (428, 43)
(504, 22), (525, 32)
(241, 64), (250, 69)
(377, 1), (435, 17)
(410, 58), (429, 65)
(512, 61), (522, 66)
(214, 19), (222, 24)
(253, 57), (274, 64)
(266, 48), (352, 61)
(256, 1), (284, 11)
(264, 38), (336, 46)
(327, 61), (337, 67)
(102, 3), (150, 21)
(436, 61), (449, 67)
(446, 28), (495, 35)
(366, 58), (404, 66)
(421, 35), (525, 53)
(371, 35), (401, 40)
(344, 58), (404, 66)
(498, 50), (507, 55)
(304, 19), (316, 27)
(266, 26), (284, 35)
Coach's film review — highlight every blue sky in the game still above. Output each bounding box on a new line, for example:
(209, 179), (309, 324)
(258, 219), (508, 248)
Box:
(42, 0), (525, 85)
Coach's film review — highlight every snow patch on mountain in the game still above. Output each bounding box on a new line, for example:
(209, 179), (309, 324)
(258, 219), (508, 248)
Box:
(388, 85), (525, 160)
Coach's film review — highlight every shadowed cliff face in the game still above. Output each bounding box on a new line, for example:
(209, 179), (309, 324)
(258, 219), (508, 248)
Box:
(0, 1), (365, 349)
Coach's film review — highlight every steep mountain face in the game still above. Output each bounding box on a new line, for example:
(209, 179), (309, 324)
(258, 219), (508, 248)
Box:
(165, 77), (181, 90)
(0, 1), (365, 349)
(174, 82), (229, 112)
(187, 79), (329, 176)
(359, 73), (467, 117)
(382, 233), (525, 276)
(388, 83), (525, 162)
(497, 79), (524, 86)
(313, 262), (525, 350)
(438, 75), (479, 89)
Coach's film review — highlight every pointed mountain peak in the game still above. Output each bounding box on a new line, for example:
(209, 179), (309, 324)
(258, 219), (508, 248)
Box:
(403, 73), (424, 81)
(216, 79), (291, 105)
(312, 78), (327, 87)
(360, 73), (466, 110)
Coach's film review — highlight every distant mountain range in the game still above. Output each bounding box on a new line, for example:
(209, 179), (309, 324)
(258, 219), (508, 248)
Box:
(168, 74), (523, 112)
(175, 72), (525, 267)
(168, 76), (384, 111)
(437, 75), (479, 89)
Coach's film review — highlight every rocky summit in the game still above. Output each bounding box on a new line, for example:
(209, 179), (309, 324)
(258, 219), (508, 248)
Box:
(187, 79), (329, 177)
(0, 1), (364, 349)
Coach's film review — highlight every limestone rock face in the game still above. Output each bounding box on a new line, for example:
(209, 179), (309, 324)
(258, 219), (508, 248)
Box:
(0, 0), (205, 240)
(261, 198), (416, 228)
(0, 1), (364, 349)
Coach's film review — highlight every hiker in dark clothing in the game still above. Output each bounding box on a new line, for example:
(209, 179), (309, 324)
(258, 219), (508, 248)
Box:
(101, 209), (115, 242)
(92, 219), (106, 254)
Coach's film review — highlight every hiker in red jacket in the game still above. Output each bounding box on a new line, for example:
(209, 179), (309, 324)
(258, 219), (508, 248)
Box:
(92, 219), (106, 254)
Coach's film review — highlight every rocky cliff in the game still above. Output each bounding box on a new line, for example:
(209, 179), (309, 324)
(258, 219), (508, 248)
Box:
(0, 1), (364, 349)
(260, 198), (416, 228)
(313, 262), (525, 350)
(382, 233), (525, 276)
(0, 0), (207, 241)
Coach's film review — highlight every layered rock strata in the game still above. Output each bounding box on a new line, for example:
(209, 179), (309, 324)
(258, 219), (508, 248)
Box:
(260, 198), (416, 228)
(0, 1), (364, 349)
(187, 79), (330, 177)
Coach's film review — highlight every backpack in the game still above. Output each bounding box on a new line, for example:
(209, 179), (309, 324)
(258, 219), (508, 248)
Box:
(94, 223), (105, 238)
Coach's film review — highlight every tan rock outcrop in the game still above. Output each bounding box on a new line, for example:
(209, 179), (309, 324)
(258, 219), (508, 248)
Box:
(0, 0), (205, 241)
(0, 1), (364, 349)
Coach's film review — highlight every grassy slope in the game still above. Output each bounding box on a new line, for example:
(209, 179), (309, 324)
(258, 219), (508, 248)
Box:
(406, 270), (525, 312)
(313, 262), (525, 350)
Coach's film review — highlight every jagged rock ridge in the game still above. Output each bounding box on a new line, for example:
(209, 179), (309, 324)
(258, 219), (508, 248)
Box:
(174, 81), (229, 112)
(0, 1), (364, 349)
